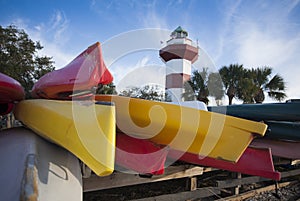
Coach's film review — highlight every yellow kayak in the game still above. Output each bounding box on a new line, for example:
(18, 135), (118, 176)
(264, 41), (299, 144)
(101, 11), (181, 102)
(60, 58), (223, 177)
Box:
(14, 99), (116, 176)
(95, 95), (267, 162)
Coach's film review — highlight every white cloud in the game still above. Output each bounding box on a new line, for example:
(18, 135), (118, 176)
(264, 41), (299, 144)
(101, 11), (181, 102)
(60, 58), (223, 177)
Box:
(141, 9), (168, 29)
(49, 10), (69, 43)
(115, 62), (166, 93)
(216, 0), (300, 100)
(8, 11), (73, 69)
(214, 0), (242, 64)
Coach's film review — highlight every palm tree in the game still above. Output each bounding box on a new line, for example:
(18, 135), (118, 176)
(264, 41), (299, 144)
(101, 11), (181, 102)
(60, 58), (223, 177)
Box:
(182, 68), (209, 104)
(219, 64), (246, 105)
(236, 74), (259, 104)
(250, 67), (286, 103)
(207, 72), (224, 105)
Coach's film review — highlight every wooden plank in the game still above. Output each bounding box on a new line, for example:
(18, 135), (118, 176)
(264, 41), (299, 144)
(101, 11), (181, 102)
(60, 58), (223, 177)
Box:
(83, 165), (204, 192)
(216, 181), (295, 201)
(131, 187), (221, 201)
(291, 160), (300, 165)
(217, 176), (269, 189)
(281, 168), (300, 178)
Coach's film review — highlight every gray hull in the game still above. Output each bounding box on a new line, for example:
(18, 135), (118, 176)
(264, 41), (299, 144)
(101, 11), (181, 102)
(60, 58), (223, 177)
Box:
(0, 127), (82, 201)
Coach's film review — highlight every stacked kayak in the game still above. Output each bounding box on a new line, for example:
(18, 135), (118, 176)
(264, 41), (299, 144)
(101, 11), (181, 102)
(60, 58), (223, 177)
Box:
(13, 42), (117, 176)
(12, 41), (276, 180)
(31, 42), (113, 100)
(116, 133), (168, 175)
(95, 95), (267, 163)
(208, 100), (300, 122)
(251, 138), (300, 160)
(168, 147), (280, 180)
(94, 95), (281, 179)
(14, 99), (116, 176)
(208, 101), (300, 160)
(0, 72), (25, 115)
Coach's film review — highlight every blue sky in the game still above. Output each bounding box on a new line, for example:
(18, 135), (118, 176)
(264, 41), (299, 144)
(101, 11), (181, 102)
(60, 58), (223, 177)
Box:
(1, 0), (300, 104)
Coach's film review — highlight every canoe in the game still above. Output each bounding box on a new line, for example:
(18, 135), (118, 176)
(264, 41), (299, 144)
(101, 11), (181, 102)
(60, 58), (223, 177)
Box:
(14, 99), (116, 176)
(251, 138), (300, 159)
(168, 147), (280, 180)
(94, 95), (267, 162)
(116, 133), (168, 175)
(31, 42), (113, 99)
(208, 100), (300, 122)
(0, 72), (25, 115)
(264, 121), (300, 141)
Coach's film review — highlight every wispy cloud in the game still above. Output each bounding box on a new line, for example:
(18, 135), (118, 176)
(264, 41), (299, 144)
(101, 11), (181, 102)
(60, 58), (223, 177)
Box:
(141, 9), (168, 29)
(214, 0), (242, 64)
(218, 0), (300, 99)
(7, 11), (73, 69)
(49, 10), (69, 43)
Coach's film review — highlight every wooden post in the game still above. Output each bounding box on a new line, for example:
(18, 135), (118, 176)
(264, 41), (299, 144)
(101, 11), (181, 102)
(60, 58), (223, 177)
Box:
(230, 172), (242, 195)
(235, 172), (242, 195)
(6, 114), (11, 128)
(186, 177), (197, 191)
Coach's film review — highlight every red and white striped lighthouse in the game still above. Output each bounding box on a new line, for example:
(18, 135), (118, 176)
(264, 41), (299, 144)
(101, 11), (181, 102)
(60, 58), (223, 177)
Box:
(160, 26), (198, 102)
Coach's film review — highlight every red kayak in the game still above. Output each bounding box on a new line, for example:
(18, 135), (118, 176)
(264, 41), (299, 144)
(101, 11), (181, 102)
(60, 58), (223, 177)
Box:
(0, 72), (25, 115)
(31, 42), (113, 99)
(168, 147), (281, 180)
(116, 133), (168, 175)
(251, 138), (300, 160)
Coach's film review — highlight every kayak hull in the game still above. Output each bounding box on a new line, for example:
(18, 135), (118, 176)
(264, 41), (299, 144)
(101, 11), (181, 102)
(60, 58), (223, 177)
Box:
(251, 138), (300, 159)
(116, 133), (168, 175)
(264, 121), (300, 141)
(0, 127), (82, 201)
(208, 101), (300, 122)
(31, 42), (113, 99)
(169, 147), (280, 180)
(208, 103), (300, 141)
(14, 99), (116, 176)
(95, 95), (267, 162)
(0, 72), (25, 115)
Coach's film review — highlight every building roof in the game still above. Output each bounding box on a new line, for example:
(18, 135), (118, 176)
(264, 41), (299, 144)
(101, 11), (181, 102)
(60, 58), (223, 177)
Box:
(171, 26), (188, 37)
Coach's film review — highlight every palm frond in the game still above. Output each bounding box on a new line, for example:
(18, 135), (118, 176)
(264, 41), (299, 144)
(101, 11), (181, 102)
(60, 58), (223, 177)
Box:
(267, 91), (287, 101)
(266, 74), (285, 91)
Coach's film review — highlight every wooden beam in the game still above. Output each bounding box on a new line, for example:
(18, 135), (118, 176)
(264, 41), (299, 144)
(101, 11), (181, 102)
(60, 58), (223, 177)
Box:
(217, 168), (300, 189)
(83, 165), (204, 192)
(217, 176), (269, 189)
(281, 168), (300, 178)
(131, 187), (220, 201)
(291, 160), (300, 165)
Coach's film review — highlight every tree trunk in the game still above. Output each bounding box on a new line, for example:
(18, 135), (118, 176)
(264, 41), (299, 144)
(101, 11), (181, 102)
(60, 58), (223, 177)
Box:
(227, 86), (235, 105)
(254, 88), (265, 103)
(228, 95), (234, 105)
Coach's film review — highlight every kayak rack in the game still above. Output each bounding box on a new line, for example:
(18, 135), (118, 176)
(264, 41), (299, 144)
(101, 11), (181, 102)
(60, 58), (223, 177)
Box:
(83, 165), (209, 192)
(83, 161), (300, 201)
